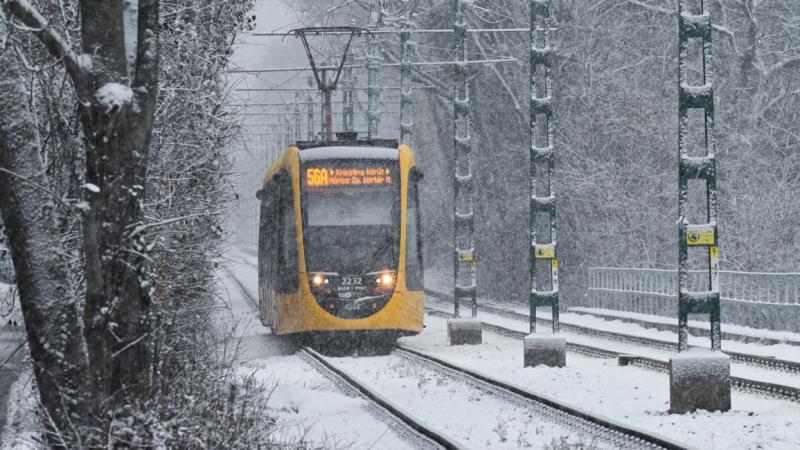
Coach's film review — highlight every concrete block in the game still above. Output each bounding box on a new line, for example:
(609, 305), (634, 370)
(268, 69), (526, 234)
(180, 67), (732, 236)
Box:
(523, 333), (566, 368)
(447, 318), (482, 345)
(669, 348), (731, 414)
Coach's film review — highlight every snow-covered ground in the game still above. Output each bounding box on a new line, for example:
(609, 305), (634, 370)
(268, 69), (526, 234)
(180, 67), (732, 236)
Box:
(569, 307), (800, 346)
(224, 258), (800, 449)
(398, 316), (800, 450)
(427, 297), (800, 392)
(217, 266), (414, 449)
(325, 354), (601, 449)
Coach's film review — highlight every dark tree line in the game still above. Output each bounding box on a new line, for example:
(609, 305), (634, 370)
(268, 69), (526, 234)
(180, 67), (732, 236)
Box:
(0, 0), (259, 446)
(286, 0), (799, 305)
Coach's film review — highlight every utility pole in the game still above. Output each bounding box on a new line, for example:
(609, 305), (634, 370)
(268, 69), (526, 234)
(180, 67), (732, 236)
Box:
(676, 0), (721, 352)
(452, 0), (476, 319)
(523, 0), (566, 368)
(528, 0), (559, 334)
(306, 77), (315, 140)
(447, 0), (482, 346)
(367, 4), (382, 138)
(399, 3), (414, 145)
(670, 0), (729, 414)
(342, 45), (355, 133)
(321, 70), (332, 141)
(294, 93), (302, 142)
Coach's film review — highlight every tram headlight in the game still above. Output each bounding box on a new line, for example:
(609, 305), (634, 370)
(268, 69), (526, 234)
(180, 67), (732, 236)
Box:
(311, 275), (325, 287)
(379, 273), (394, 287)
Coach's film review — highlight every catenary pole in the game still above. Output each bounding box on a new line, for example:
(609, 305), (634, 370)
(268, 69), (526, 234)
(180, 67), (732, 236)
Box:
(452, 0), (477, 318)
(399, 3), (414, 145)
(677, 0), (721, 351)
(529, 0), (560, 333)
(367, 6), (382, 138)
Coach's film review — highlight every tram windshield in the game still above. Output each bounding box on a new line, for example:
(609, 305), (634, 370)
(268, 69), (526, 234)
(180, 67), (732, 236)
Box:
(301, 159), (400, 275)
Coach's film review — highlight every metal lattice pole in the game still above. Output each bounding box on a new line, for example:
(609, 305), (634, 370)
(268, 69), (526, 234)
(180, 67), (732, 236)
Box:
(529, 0), (559, 334)
(294, 93), (302, 142)
(342, 47), (355, 133)
(320, 71), (329, 141)
(453, 0), (476, 318)
(677, 0), (721, 351)
(367, 9), (382, 138)
(306, 77), (315, 140)
(399, 9), (414, 145)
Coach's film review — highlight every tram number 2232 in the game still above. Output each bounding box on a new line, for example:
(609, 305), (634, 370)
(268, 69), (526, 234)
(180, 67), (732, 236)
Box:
(341, 277), (362, 286)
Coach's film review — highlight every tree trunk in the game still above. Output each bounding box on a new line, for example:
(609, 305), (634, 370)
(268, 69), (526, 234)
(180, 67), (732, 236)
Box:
(0, 19), (94, 446)
(77, 0), (161, 409)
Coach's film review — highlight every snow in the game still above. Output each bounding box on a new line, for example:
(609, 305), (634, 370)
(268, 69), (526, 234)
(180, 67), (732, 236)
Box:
(524, 333), (566, 350)
(215, 253), (800, 448)
(426, 294), (800, 365)
(569, 307), (800, 346)
(216, 262), (412, 449)
(94, 83), (133, 113)
(429, 299), (800, 391)
(0, 370), (39, 449)
(447, 317), (481, 330)
(298, 146), (399, 161)
(325, 354), (602, 449)
(81, 183), (100, 193)
(399, 316), (800, 450)
(670, 348), (730, 378)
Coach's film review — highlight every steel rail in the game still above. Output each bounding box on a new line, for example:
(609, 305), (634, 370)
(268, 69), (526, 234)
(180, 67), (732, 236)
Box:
(223, 265), (461, 449)
(425, 289), (800, 375)
(395, 346), (689, 450)
(223, 266), (259, 310)
(424, 308), (800, 404)
(300, 346), (465, 450)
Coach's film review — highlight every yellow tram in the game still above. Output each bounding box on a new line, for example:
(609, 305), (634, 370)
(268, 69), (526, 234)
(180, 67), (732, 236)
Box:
(256, 139), (424, 348)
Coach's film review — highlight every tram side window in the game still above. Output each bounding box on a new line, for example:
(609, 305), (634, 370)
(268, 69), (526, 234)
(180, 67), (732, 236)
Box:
(260, 184), (279, 293)
(277, 175), (299, 293)
(405, 170), (424, 291)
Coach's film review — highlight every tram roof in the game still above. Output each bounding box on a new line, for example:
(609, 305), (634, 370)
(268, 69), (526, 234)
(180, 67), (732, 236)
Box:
(299, 146), (400, 161)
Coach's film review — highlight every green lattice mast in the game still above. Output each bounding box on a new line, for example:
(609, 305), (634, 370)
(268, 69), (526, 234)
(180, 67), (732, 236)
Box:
(453, 0), (476, 318)
(342, 46), (355, 133)
(367, 7), (382, 138)
(529, 0), (559, 333)
(399, 8), (414, 145)
(677, 0), (721, 351)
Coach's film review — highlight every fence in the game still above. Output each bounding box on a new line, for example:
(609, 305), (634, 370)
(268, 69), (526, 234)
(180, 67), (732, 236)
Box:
(587, 267), (800, 332)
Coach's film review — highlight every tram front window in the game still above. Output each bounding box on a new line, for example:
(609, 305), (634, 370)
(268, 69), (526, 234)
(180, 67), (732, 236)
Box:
(302, 161), (399, 276)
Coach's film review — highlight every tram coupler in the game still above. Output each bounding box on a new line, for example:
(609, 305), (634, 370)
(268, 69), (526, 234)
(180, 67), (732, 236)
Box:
(523, 333), (566, 368)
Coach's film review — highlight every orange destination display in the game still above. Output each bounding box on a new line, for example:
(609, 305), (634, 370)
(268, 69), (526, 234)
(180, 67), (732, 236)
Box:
(305, 166), (394, 188)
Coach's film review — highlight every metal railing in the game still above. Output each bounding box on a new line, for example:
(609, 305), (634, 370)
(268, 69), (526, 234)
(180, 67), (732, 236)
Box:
(589, 267), (800, 306)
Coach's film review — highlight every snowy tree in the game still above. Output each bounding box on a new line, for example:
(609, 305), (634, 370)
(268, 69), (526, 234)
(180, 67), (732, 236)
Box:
(0, 0), (254, 445)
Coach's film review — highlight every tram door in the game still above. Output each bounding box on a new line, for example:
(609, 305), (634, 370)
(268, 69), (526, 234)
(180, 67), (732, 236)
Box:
(258, 181), (279, 329)
(258, 172), (299, 331)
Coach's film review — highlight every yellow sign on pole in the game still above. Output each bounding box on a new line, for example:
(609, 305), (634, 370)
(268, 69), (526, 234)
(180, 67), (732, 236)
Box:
(457, 249), (474, 262)
(534, 244), (555, 259)
(687, 225), (715, 246)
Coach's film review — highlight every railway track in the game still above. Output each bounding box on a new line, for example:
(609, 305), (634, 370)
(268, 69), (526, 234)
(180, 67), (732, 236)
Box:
(226, 265), (685, 448)
(224, 266), (462, 449)
(425, 308), (800, 403)
(300, 347), (464, 450)
(425, 289), (800, 376)
(395, 345), (689, 450)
